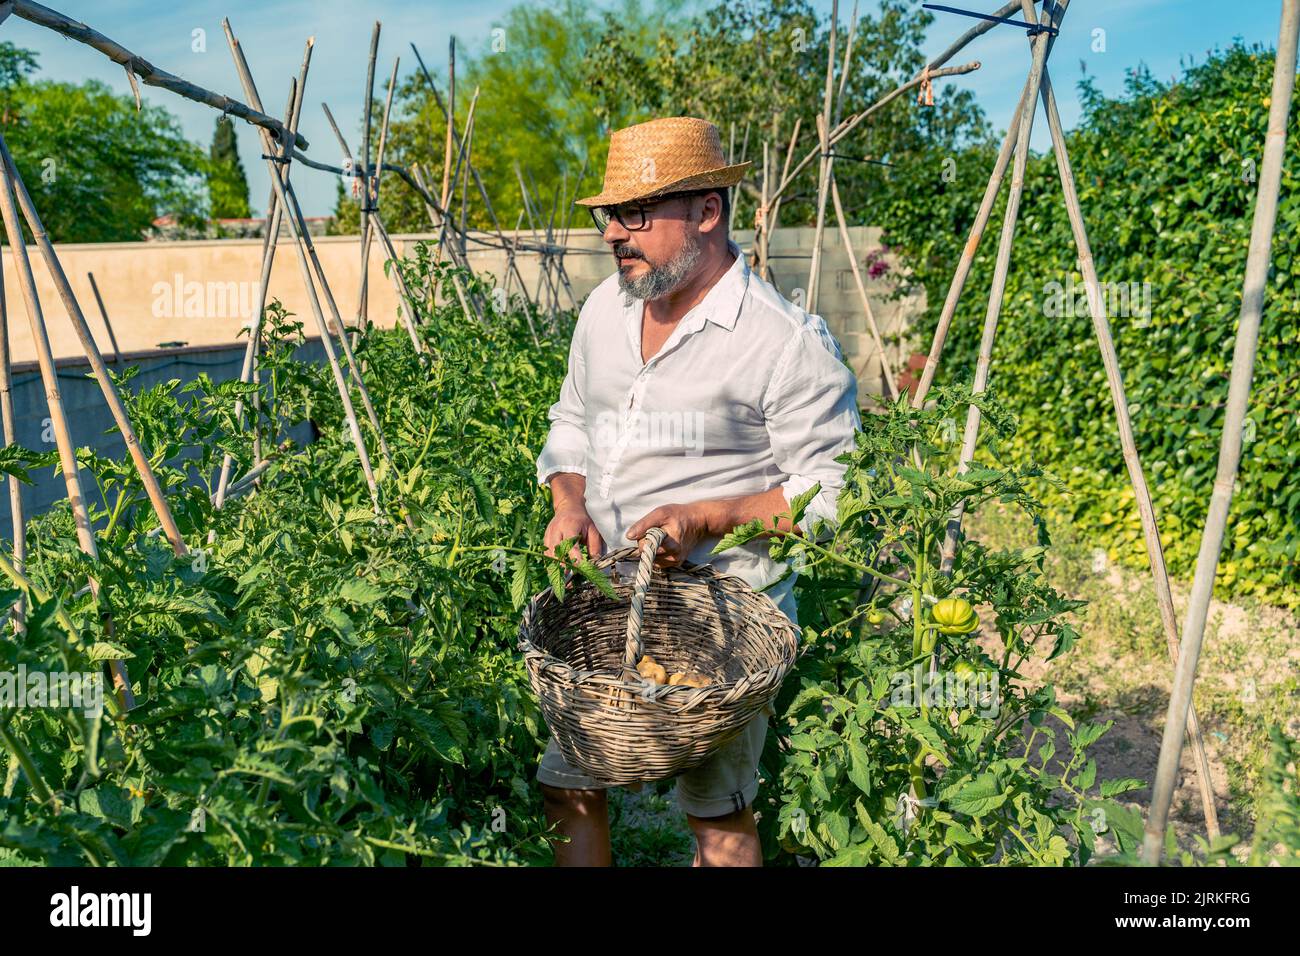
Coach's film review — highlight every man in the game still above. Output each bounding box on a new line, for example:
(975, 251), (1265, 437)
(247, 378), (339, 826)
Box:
(535, 116), (860, 866)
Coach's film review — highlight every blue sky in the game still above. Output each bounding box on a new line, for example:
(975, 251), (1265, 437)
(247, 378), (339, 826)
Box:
(2, 0), (1288, 219)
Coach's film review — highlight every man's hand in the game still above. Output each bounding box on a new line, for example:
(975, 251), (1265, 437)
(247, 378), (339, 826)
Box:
(544, 473), (604, 562)
(626, 503), (709, 569)
(545, 505), (604, 562)
(627, 487), (800, 569)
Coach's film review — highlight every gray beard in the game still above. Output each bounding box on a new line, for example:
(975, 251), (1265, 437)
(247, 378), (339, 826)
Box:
(617, 232), (704, 302)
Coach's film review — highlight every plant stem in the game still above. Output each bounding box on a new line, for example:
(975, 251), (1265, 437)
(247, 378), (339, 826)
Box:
(0, 712), (55, 806)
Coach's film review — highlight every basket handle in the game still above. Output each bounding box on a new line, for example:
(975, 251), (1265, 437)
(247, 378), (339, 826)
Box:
(621, 526), (665, 669)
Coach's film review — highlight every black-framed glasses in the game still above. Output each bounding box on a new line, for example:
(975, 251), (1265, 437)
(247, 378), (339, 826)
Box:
(589, 189), (713, 234)
(590, 201), (649, 233)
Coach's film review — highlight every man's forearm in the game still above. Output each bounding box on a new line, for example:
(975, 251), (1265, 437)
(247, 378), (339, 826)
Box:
(694, 486), (799, 538)
(547, 472), (588, 515)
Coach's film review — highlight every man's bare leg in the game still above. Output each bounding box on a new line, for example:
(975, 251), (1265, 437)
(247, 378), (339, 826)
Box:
(686, 806), (762, 867)
(542, 784), (611, 866)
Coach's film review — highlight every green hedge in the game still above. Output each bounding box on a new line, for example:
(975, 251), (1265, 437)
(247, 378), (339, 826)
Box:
(867, 43), (1299, 608)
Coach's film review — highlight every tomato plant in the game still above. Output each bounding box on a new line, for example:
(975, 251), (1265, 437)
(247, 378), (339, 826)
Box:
(724, 386), (1146, 865)
(0, 256), (602, 866)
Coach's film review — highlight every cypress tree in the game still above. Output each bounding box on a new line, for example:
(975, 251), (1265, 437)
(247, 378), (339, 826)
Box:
(208, 115), (251, 219)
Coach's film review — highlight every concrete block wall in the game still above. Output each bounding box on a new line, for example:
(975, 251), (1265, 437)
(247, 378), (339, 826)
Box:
(2, 226), (923, 398)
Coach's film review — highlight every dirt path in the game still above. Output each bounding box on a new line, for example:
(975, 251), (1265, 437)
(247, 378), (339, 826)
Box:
(968, 504), (1300, 860)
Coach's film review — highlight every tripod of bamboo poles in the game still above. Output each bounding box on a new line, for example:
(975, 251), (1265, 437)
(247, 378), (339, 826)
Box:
(408, 34), (489, 323)
(432, 83), (486, 321)
(85, 273), (123, 364)
(1142, 0), (1298, 865)
(910, 0), (1222, 844)
(826, 0), (899, 397)
(295, 34), (593, 336)
(220, 20), (400, 524)
(514, 162), (579, 328)
(321, 100), (424, 355)
(0, 131), (192, 712)
(351, 27), (464, 337)
(800, 0), (899, 398)
(752, 0), (1000, 396)
(212, 37), (315, 512)
(409, 41), (544, 338)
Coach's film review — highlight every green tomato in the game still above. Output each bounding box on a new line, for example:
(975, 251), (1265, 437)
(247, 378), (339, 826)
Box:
(932, 597), (979, 635)
(952, 660), (977, 678)
(866, 608), (886, 625)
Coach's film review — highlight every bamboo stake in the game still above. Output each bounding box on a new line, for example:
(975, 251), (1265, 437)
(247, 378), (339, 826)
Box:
(9, 1), (306, 148)
(835, 0), (859, 124)
(459, 103), (474, 260)
(372, 58), (400, 204)
(435, 87), (478, 262)
(214, 39), (313, 511)
(223, 23), (383, 517)
(911, 78), (1035, 408)
(358, 22), (380, 330)
(939, 0), (1058, 576)
(84, 273), (121, 363)
(0, 136), (132, 708)
(762, 117), (801, 282)
(0, 154), (92, 558)
(441, 36), (455, 208)
(783, 0), (1042, 209)
(371, 214), (426, 352)
(805, 0), (838, 313)
(1144, 1), (1297, 858)
(436, 87), (483, 322)
(517, 165), (560, 323)
(410, 164), (479, 325)
(237, 85), (404, 480)
(358, 55), (400, 335)
(830, 170), (896, 398)
(1029, 8), (1219, 844)
(0, 264), (24, 633)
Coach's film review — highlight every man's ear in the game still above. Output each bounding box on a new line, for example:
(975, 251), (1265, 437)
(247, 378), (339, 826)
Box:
(697, 191), (724, 235)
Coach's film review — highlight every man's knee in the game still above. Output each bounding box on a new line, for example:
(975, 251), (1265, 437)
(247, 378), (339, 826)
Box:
(686, 804), (753, 829)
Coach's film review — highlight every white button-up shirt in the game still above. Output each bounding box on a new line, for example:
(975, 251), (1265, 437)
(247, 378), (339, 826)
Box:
(535, 239), (860, 625)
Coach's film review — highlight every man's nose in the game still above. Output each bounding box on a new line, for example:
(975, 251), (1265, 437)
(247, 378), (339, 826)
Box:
(601, 218), (630, 244)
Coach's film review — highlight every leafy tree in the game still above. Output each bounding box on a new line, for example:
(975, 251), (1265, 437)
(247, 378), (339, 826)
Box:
(0, 40), (207, 242)
(584, 0), (993, 230)
(330, 0), (687, 236)
(208, 115), (251, 219)
(330, 0), (990, 241)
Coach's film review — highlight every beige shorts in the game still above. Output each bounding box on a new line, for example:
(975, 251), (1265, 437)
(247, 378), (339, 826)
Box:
(536, 710), (769, 819)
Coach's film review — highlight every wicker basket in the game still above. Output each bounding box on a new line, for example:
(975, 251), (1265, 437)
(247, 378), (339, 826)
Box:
(518, 527), (800, 786)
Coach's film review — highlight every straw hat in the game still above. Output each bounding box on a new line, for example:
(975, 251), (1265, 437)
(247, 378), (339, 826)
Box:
(575, 116), (751, 207)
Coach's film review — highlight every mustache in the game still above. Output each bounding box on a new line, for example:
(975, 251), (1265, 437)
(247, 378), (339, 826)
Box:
(612, 243), (644, 260)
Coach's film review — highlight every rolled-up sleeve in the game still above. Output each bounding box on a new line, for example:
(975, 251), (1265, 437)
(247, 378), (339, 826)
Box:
(762, 319), (861, 534)
(535, 315), (591, 486)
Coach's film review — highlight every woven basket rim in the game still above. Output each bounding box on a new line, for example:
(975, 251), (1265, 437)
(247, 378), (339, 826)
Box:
(517, 550), (797, 696)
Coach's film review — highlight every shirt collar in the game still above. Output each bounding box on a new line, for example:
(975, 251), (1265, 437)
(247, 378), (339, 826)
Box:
(620, 238), (750, 335)
(701, 239), (749, 332)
